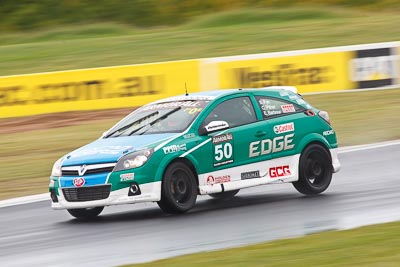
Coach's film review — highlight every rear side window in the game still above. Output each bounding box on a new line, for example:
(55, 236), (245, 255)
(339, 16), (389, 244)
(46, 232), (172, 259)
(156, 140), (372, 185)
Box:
(255, 96), (303, 120)
(203, 96), (257, 128)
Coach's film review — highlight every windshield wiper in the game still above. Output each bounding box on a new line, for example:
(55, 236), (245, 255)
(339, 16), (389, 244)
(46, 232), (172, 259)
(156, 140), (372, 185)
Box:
(135, 107), (182, 135)
(105, 111), (159, 138)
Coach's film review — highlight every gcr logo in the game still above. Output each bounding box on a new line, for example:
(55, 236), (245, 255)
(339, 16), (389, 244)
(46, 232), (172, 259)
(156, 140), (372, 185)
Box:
(73, 177), (85, 187)
(269, 165), (291, 178)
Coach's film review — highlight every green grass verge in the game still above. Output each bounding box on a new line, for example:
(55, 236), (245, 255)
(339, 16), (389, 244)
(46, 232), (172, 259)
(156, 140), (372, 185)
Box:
(304, 89), (400, 146)
(0, 119), (117, 200)
(121, 221), (400, 267)
(0, 88), (399, 200)
(1, 6), (400, 76)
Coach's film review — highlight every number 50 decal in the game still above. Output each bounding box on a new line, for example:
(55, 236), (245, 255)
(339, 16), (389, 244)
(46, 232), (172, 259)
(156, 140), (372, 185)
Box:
(215, 143), (233, 161)
(212, 133), (234, 167)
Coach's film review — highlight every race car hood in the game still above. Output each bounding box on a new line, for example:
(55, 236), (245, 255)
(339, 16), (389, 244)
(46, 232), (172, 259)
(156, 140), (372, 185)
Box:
(62, 133), (177, 166)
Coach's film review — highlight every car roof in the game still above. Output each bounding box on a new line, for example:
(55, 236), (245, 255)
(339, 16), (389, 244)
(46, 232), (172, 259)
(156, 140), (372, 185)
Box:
(152, 86), (299, 104)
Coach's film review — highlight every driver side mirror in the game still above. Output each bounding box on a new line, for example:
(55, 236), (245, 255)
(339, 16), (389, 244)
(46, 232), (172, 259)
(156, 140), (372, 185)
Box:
(199, 120), (229, 135)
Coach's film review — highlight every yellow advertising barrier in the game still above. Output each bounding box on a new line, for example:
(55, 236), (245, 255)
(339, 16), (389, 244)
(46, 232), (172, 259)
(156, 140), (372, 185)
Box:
(1, 42), (398, 119)
(0, 60), (200, 118)
(201, 51), (355, 93)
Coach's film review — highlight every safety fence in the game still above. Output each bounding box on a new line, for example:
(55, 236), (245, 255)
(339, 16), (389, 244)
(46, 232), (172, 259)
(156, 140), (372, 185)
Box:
(0, 41), (398, 118)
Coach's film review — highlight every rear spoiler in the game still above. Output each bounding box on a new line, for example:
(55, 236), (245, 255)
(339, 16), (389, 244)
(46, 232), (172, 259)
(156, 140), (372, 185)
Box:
(263, 86), (298, 94)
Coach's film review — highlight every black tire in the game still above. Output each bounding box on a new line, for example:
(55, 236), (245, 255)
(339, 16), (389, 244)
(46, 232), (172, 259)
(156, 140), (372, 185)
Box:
(67, 206), (104, 219)
(157, 162), (197, 214)
(293, 144), (332, 195)
(209, 189), (240, 200)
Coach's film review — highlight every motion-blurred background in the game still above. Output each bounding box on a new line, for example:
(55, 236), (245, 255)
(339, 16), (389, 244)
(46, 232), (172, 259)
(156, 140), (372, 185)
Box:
(1, 0), (399, 199)
(1, 1), (400, 266)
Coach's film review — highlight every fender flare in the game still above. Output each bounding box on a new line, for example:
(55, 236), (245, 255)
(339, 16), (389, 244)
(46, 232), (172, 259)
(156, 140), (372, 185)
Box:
(297, 133), (331, 155)
(154, 153), (200, 184)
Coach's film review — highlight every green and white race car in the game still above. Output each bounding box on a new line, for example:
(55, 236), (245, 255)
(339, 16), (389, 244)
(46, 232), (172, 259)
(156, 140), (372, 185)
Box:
(49, 87), (340, 219)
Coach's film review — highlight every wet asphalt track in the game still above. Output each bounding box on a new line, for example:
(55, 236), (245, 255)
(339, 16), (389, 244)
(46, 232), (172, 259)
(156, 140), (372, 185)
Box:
(1, 143), (400, 267)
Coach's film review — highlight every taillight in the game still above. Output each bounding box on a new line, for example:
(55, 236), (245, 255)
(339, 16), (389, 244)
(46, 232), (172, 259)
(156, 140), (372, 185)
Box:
(318, 110), (330, 125)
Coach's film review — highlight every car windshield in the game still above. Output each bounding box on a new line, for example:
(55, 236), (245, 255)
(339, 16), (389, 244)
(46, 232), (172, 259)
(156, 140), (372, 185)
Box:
(105, 100), (209, 137)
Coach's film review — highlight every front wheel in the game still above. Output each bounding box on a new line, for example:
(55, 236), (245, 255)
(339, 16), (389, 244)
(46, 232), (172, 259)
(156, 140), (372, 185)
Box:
(67, 206), (104, 219)
(157, 162), (197, 214)
(293, 144), (332, 195)
(209, 189), (240, 200)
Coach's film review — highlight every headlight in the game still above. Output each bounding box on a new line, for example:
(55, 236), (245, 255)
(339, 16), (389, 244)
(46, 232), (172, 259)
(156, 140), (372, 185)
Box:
(51, 158), (63, 177)
(114, 149), (153, 171)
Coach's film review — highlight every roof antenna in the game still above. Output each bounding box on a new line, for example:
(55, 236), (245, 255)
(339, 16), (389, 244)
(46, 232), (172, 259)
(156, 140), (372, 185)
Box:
(185, 82), (189, 96)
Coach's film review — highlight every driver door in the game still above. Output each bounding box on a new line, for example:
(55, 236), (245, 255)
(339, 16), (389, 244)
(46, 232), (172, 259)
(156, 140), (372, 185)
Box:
(191, 95), (269, 183)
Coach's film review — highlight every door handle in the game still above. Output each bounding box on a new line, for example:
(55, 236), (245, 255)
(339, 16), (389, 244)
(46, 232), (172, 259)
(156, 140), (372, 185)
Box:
(255, 131), (267, 138)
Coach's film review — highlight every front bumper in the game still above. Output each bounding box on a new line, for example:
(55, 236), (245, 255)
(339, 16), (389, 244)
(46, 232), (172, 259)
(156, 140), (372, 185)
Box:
(51, 181), (161, 210)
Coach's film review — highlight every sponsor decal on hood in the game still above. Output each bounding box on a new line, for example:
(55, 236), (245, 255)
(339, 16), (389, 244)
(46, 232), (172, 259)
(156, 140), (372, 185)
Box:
(63, 133), (176, 166)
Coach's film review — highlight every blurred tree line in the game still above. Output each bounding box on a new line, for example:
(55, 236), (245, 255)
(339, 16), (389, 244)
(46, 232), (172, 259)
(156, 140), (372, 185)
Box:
(0, 0), (399, 32)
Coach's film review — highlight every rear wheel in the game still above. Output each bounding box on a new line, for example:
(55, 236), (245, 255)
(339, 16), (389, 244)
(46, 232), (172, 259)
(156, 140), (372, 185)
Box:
(157, 162), (197, 214)
(209, 189), (240, 200)
(293, 144), (332, 195)
(67, 206), (104, 219)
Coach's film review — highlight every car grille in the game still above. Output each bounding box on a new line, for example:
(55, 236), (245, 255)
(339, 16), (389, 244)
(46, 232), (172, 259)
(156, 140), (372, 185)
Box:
(63, 185), (111, 202)
(61, 166), (114, 176)
(61, 163), (116, 176)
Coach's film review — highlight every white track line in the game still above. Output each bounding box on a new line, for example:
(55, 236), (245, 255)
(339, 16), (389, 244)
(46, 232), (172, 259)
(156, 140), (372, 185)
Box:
(338, 139), (400, 154)
(0, 193), (49, 208)
(1, 139), (399, 209)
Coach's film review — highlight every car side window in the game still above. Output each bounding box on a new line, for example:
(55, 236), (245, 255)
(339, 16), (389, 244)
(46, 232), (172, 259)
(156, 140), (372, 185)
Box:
(203, 96), (257, 128)
(255, 96), (303, 120)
